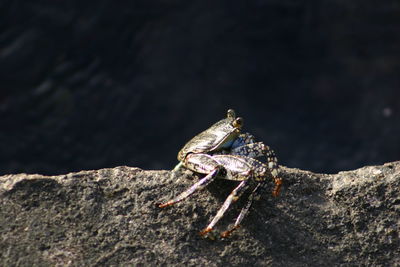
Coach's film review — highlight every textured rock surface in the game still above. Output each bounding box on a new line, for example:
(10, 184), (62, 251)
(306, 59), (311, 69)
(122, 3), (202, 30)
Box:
(0, 162), (399, 266)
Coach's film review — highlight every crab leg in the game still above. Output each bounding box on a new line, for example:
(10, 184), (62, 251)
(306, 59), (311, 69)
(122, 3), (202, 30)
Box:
(231, 142), (278, 173)
(230, 132), (256, 148)
(231, 142), (282, 196)
(231, 142), (265, 157)
(168, 161), (184, 180)
(172, 161), (183, 172)
(220, 184), (262, 238)
(158, 167), (223, 208)
(159, 154), (225, 208)
(199, 179), (249, 236)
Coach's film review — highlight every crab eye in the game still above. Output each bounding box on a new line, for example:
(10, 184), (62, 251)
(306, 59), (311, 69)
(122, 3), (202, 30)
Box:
(227, 109), (236, 119)
(233, 117), (243, 128)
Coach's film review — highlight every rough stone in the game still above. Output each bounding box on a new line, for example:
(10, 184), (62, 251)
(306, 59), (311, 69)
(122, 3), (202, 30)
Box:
(0, 162), (399, 266)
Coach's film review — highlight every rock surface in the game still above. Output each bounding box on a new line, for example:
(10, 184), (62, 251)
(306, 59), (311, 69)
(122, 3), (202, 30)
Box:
(0, 162), (399, 266)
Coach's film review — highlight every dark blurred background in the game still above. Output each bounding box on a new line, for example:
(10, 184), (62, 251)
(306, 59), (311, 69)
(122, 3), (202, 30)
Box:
(1, 1), (399, 175)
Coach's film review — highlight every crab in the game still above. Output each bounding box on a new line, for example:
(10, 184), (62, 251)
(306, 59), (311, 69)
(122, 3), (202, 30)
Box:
(159, 151), (280, 238)
(158, 109), (282, 237)
(172, 109), (281, 196)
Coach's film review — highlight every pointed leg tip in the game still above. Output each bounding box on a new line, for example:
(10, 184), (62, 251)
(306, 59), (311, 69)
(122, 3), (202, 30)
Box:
(220, 231), (230, 238)
(272, 189), (281, 197)
(157, 202), (170, 208)
(199, 227), (213, 237)
(272, 178), (282, 197)
(274, 178), (283, 186)
(221, 225), (240, 238)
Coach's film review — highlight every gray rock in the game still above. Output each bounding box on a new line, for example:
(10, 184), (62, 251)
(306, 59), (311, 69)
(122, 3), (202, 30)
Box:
(0, 162), (399, 266)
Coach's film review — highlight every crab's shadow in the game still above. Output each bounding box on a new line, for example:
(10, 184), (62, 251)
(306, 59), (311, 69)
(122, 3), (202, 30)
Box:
(205, 171), (340, 264)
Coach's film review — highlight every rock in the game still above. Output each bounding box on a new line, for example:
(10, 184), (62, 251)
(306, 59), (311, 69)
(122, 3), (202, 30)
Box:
(0, 162), (399, 266)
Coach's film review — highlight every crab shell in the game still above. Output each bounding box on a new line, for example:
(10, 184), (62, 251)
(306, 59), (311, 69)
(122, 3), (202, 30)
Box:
(177, 109), (243, 162)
